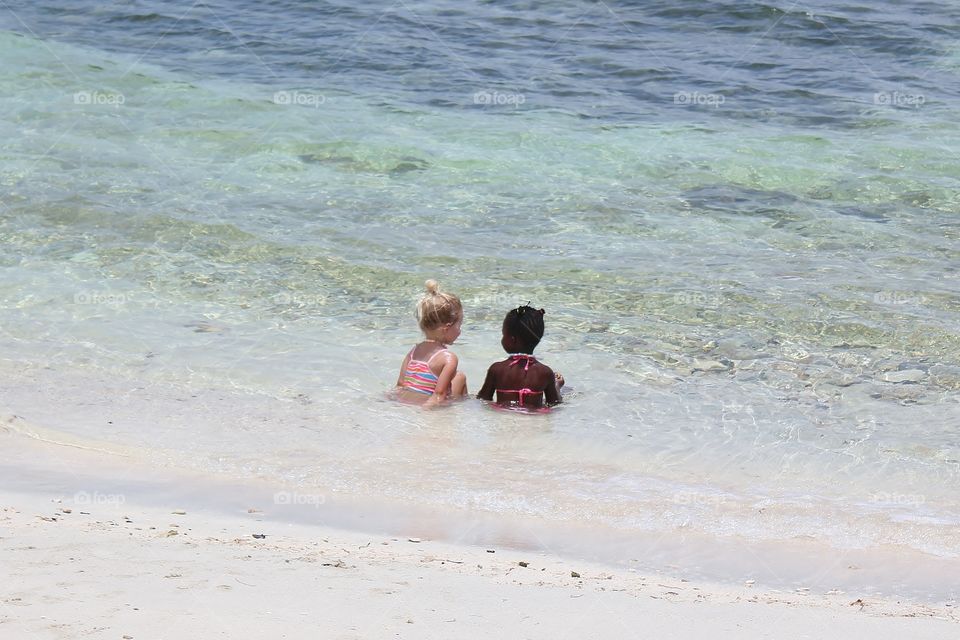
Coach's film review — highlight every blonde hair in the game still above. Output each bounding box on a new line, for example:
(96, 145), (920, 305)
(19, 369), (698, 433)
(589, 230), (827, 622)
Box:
(416, 279), (462, 331)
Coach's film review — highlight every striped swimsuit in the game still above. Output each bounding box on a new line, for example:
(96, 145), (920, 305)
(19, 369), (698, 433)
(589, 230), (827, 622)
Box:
(401, 347), (446, 395)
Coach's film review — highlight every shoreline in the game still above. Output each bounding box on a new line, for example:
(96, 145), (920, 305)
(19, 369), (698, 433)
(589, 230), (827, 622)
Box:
(2, 390), (959, 637)
(2, 484), (957, 639)
(3, 410), (959, 610)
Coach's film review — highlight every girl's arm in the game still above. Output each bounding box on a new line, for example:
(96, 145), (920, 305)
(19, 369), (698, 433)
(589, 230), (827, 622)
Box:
(543, 366), (562, 405)
(477, 365), (497, 401)
(424, 352), (460, 407)
(396, 353), (411, 387)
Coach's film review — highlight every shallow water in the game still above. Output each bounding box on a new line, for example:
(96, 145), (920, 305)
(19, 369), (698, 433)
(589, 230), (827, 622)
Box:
(1, 0), (958, 597)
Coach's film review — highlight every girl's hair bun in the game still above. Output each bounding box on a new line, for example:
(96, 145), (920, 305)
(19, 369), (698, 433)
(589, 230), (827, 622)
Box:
(504, 304), (546, 352)
(416, 280), (462, 331)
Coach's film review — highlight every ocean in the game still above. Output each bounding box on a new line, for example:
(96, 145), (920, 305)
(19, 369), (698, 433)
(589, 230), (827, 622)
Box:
(1, 0), (958, 600)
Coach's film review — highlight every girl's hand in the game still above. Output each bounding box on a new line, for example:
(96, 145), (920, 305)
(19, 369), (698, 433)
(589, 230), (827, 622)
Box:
(555, 371), (565, 389)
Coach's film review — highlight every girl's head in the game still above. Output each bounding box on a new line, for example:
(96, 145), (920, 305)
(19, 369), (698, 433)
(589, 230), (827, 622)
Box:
(416, 279), (463, 344)
(501, 304), (545, 354)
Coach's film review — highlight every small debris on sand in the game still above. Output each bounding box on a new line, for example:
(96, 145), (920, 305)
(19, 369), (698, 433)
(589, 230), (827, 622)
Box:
(252, 533), (266, 539)
(407, 537), (421, 543)
(571, 571), (581, 578)
(171, 509), (186, 515)
(519, 561), (529, 568)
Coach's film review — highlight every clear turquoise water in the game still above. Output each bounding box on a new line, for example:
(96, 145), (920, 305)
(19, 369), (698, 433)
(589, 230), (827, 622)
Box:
(1, 0), (959, 595)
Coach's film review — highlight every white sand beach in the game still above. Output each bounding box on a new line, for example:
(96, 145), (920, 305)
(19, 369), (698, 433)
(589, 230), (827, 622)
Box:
(1, 429), (956, 640)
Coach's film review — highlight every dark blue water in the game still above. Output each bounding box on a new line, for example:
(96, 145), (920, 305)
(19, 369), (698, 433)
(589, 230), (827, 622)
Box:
(4, 0), (958, 125)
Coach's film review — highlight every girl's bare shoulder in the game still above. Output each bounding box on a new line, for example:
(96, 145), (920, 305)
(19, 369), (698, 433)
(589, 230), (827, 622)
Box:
(532, 360), (555, 374)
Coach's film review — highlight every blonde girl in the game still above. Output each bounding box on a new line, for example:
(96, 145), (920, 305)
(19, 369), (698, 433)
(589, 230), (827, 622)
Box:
(395, 280), (468, 406)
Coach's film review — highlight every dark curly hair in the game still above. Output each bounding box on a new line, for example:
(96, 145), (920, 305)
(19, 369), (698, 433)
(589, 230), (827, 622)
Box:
(503, 304), (545, 353)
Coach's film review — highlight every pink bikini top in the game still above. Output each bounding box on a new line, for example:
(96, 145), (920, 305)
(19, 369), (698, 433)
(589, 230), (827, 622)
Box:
(495, 354), (543, 404)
